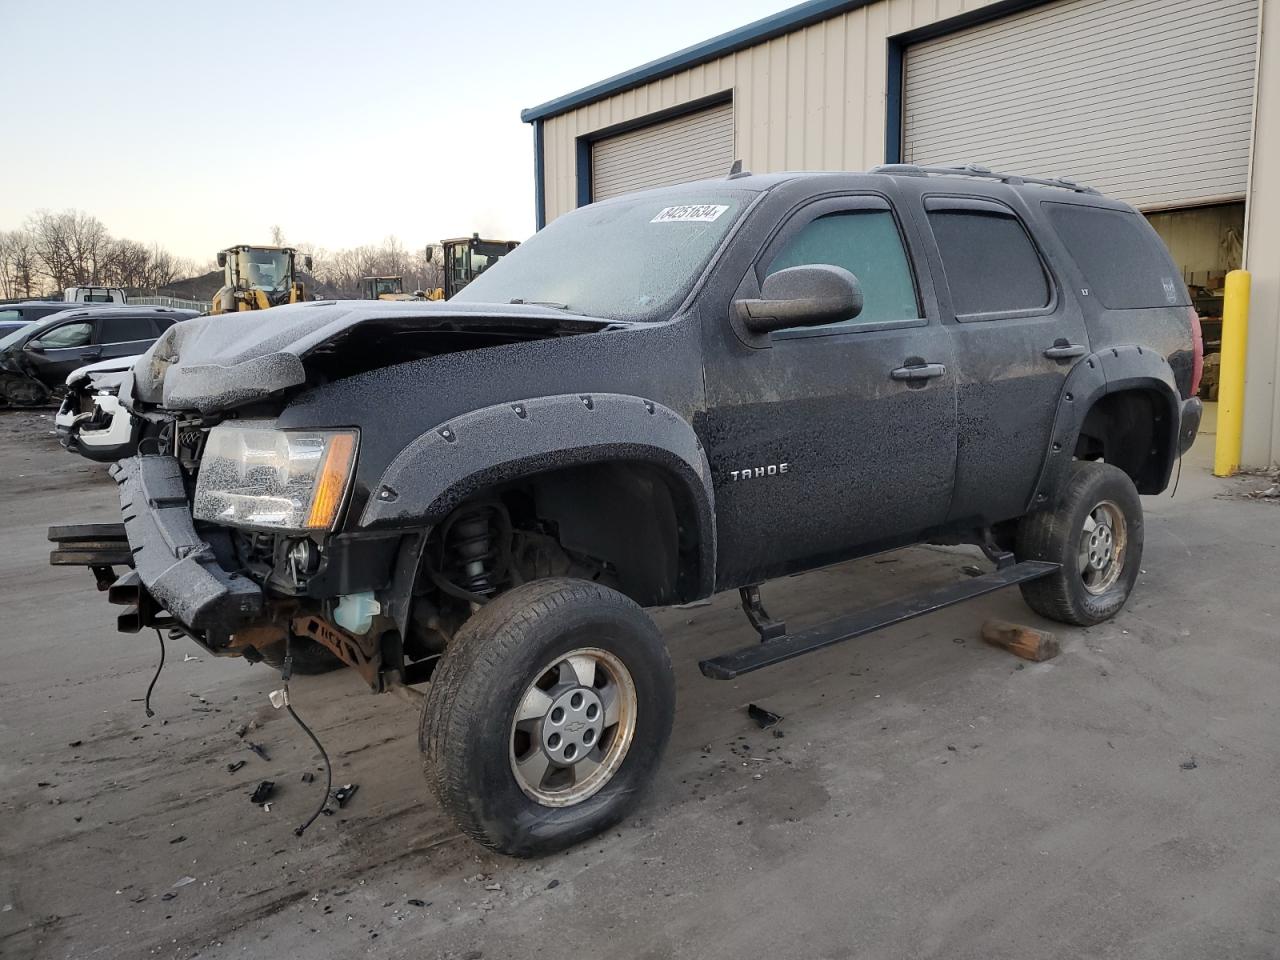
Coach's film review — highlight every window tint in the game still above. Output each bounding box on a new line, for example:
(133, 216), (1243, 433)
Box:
(766, 210), (920, 329)
(928, 209), (1050, 316)
(1043, 202), (1190, 309)
(31, 322), (93, 349)
(99, 315), (157, 343)
(154, 316), (179, 332)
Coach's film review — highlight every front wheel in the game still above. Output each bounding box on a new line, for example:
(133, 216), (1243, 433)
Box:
(1016, 460), (1144, 626)
(0, 376), (50, 407)
(421, 578), (674, 857)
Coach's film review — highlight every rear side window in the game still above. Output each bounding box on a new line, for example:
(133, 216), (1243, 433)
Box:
(927, 204), (1050, 316)
(766, 210), (921, 329)
(1043, 202), (1190, 309)
(0, 310), (18, 321)
(99, 315), (157, 343)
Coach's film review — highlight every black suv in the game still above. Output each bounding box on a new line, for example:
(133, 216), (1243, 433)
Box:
(53, 165), (1202, 855)
(0, 305), (196, 405)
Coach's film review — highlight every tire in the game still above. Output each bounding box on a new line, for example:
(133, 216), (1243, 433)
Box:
(256, 636), (344, 675)
(421, 577), (675, 857)
(1016, 461), (1144, 626)
(0, 376), (50, 407)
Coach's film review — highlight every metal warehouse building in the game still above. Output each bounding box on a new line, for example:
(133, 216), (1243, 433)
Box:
(522, 0), (1280, 467)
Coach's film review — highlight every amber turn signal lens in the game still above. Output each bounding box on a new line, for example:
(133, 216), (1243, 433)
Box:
(305, 432), (357, 529)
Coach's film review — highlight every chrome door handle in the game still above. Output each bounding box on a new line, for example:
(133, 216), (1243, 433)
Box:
(890, 362), (946, 381)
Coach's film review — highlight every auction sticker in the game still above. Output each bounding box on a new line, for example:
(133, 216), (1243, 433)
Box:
(651, 204), (729, 223)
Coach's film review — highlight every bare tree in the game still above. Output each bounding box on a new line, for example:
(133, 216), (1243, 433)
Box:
(26, 209), (112, 289)
(0, 230), (39, 298)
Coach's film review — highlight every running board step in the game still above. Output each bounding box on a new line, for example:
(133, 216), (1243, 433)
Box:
(699, 560), (1060, 680)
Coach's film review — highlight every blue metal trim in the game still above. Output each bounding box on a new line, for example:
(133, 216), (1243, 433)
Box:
(533, 119), (546, 230)
(885, 39), (904, 164)
(520, 0), (879, 123)
(575, 137), (593, 207)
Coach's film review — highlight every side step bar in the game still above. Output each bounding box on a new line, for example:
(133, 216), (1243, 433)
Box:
(699, 560), (1060, 680)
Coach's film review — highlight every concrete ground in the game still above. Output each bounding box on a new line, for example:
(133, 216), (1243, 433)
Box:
(1, 409), (1278, 960)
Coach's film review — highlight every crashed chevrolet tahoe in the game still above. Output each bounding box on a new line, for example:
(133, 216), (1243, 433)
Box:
(51, 166), (1203, 855)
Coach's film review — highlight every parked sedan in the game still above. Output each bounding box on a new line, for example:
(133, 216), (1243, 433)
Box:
(0, 306), (197, 405)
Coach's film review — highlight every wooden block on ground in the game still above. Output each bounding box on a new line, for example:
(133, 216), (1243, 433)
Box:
(981, 618), (1060, 662)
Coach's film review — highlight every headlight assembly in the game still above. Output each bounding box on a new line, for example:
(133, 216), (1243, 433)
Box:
(193, 423), (358, 531)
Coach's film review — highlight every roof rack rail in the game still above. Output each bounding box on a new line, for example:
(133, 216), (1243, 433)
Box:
(869, 163), (1099, 195)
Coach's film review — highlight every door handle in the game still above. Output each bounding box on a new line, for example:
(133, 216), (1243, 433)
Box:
(890, 362), (946, 381)
(1043, 342), (1086, 360)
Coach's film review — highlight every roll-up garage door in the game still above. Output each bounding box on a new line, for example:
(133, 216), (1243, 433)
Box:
(591, 101), (734, 201)
(902, 0), (1259, 208)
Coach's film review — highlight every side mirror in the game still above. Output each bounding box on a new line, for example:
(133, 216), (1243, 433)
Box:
(25, 343), (46, 354)
(216, 251), (228, 268)
(734, 264), (863, 335)
(304, 255), (313, 272)
(424, 246), (434, 264)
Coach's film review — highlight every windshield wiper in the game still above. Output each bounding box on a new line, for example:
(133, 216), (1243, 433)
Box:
(508, 298), (570, 310)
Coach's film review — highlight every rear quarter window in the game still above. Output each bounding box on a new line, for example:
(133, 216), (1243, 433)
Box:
(1042, 202), (1189, 310)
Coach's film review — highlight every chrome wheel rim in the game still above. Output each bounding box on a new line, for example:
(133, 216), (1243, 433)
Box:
(509, 647), (637, 807)
(1078, 500), (1127, 595)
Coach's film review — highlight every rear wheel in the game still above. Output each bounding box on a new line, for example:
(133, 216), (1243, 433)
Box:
(1016, 461), (1144, 626)
(421, 578), (674, 857)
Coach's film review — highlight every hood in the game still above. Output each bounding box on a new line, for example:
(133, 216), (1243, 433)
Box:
(66, 355), (138, 387)
(131, 299), (626, 414)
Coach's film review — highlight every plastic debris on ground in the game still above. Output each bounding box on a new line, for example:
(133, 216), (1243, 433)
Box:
(747, 703), (783, 729)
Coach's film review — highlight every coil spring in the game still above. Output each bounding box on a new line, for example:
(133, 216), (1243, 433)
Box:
(438, 502), (511, 600)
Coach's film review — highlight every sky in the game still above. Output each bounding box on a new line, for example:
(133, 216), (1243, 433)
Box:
(0, 0), (796, 262)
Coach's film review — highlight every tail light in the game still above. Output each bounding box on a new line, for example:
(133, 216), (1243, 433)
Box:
(1188, 306), (1204, 398)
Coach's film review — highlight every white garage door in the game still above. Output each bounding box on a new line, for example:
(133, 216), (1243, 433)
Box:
(903, 0), (1259, 208)
(591, 101), (734, 201)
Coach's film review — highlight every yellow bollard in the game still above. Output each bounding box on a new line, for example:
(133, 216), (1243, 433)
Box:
(1213, 269), (1251, 477)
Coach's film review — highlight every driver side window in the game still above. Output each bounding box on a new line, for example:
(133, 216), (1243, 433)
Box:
(31, 321), (93, 349)
(766, 211), (921, 330)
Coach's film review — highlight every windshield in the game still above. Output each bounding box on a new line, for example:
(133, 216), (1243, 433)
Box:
(453, 188), (752, 321)
(0, 320), (37, 350)
(372, 278), (402, 296)
(235, 249), (293, 292)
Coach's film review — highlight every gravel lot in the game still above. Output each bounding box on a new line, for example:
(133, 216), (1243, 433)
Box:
(2, 410), (1278, 960)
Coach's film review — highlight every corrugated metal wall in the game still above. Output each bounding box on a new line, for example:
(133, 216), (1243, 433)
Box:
(540, 0), (1009, 223)
(592, 102), (735, 200)
(903, 0), (1259, 209)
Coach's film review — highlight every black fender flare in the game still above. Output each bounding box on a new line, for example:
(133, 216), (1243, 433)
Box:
(1027, 346), (1183, 510)
(360, 393), (717, 597)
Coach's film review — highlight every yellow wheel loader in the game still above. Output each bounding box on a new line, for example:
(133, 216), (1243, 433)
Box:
(439, 235), (519, 298)
(212, 245), (312, 314)
(359, 276), (444, 301)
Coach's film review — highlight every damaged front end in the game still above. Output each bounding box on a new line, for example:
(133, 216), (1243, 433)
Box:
(50, 415), (423, 689)
(48, 300), (617, 690)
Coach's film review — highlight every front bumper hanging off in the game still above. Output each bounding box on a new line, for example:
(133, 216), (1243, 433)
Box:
(48, 455), (263, 635)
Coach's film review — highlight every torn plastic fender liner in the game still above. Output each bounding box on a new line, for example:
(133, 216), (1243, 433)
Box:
(112, 456), (263, 632)
(360, 393), (717, 595)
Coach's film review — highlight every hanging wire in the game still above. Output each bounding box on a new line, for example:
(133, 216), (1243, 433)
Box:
(144, 628), (166, 718)
(282, 637), (333, 837)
